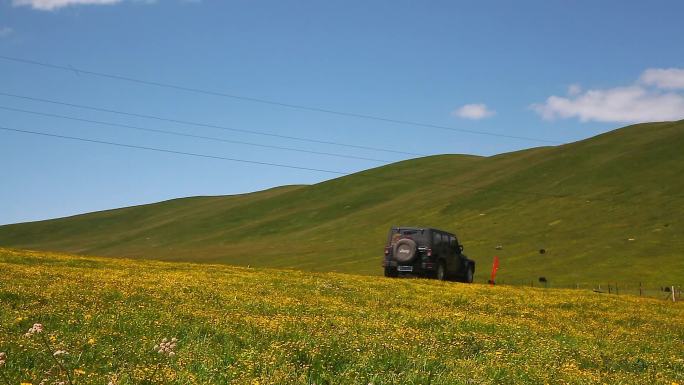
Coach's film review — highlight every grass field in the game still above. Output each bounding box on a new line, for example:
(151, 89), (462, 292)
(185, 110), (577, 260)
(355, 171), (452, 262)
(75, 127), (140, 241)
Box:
(1, 121), (683, 287)
(0, 248), (682, 385)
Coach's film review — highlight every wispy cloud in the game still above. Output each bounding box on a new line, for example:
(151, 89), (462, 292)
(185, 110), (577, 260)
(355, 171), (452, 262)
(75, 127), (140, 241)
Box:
(452, 103), (496, 120)
(12, 0), (123, 11)
(0, 27), (14, 38)
(531, 68), (684, 124)
(640, 68), (684, 90)
(567, 84), (582, 96)
(11, 0), (195, 9)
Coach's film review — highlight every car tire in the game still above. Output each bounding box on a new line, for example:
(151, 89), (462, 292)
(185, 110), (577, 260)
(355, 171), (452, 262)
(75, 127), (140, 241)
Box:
(393, 238), (417, 263)
(464, 264), (474, 283)
(384, 267), (398, 278)
(436, 261), (448, 281)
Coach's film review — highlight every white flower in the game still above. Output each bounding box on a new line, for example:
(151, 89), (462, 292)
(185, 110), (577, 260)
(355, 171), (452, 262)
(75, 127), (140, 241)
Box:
(25, 323), (44, 337)
(0, 351), (6, 367)
(155, 337), (178, 357)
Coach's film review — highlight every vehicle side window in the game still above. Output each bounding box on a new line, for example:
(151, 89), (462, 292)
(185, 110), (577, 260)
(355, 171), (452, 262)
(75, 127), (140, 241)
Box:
(432, 232), (441, 247)
(449, 236), (456, 249)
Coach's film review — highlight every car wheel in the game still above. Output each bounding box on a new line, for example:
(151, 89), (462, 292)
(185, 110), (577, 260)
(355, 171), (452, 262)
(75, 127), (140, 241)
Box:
(384, 267), (398, 278)
(436, 261), (447, 281)
(393, 238), (417, 263)
(465, 264), (474, 283)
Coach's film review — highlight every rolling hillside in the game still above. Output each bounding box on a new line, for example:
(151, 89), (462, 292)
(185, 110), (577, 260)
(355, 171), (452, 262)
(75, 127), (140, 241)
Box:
(1, 121), (683, 285)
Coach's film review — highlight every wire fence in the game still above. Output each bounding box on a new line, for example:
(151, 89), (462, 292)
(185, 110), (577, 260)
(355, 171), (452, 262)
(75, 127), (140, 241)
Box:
(486, 280), (682, 301)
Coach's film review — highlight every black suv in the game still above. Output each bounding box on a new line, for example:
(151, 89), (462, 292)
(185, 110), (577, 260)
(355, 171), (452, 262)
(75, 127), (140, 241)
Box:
(382, 227), (475, 282)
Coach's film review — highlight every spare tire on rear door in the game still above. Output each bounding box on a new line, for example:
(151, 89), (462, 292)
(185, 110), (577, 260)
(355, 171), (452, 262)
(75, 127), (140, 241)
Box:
(393, 238), (417, 263)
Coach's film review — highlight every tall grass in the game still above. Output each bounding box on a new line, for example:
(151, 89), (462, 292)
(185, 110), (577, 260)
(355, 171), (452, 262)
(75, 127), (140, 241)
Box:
(0, 248), (682, 384)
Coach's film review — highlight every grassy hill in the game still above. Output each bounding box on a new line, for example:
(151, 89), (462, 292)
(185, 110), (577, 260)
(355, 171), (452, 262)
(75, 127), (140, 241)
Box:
(0, 248), (682, 384)
(1, 121), (683, 286)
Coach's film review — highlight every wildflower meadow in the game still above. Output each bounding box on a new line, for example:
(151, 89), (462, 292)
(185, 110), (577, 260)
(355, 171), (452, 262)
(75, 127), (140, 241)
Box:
(0, 248), (682, 384)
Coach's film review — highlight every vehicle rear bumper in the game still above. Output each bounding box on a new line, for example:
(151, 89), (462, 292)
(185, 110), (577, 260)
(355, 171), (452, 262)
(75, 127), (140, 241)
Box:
(382, 259), (436, 273)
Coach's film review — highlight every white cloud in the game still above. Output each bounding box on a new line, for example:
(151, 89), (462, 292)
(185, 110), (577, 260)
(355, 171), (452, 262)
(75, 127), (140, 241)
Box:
(0, 27), (13, 37)
(452, 103), (496, 120)
(12, 0), (122, 11)
(12, 0), (196, 10)
(531, 68), (684, 124)
(640, 68), (684, 90)
(567, 84), (582, 96)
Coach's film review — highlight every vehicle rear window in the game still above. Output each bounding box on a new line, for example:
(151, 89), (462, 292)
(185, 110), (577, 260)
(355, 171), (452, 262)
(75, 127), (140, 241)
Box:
(388, 229), (428, 245)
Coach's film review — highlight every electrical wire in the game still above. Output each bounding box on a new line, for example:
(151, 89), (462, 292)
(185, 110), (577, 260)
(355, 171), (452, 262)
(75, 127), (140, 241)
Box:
(0, 125), (348, 175)
(0, 55), (560, 144)
(0, 91), (427, 157)
(0, 124), (572, 200)
(5, 123), (673, 204)
(0, 105), (392, 163)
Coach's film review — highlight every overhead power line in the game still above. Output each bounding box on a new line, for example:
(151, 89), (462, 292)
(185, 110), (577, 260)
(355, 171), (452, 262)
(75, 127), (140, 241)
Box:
(7, 123), (675, 204)
(0, 124), (576, 200)
(0, 105), (392, 163)
(0, 125), (348, 175)
(0, 55), (560, 144)
(0, 91), (427, 157)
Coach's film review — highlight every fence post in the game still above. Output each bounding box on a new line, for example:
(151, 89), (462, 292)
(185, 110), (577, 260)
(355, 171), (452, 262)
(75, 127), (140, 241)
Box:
(673, 286), (676, 302)
(608, 285), (611, 294)
(639, 282), (642, 297)
(615, 283), (619, 295)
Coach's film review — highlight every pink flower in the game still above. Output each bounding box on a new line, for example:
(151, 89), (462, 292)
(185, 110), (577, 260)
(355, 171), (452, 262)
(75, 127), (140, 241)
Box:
(25, 323), (44, 337)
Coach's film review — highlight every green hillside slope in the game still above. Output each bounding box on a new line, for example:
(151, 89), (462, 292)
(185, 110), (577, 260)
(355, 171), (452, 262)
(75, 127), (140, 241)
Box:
(1, 121), (683, 285)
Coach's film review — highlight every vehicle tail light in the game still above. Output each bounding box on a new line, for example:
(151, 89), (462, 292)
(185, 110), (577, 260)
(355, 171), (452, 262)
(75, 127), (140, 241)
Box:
(426, 248), (432, 257)
(384, 246), (390, 256)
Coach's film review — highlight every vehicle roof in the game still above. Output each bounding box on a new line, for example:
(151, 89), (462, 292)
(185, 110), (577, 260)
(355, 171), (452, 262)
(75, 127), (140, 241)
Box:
(390, 226), (456, 236)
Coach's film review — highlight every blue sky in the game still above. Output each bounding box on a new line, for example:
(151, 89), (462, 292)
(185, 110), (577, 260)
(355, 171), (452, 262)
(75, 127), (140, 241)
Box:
(1, 0), (683, 225)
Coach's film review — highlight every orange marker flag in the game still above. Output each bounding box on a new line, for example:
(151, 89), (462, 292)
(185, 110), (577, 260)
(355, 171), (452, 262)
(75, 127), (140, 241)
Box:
(490, 256), (500, 286)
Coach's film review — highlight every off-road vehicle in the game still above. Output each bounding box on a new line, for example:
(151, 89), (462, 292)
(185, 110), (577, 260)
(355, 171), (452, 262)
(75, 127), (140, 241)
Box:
(382, 227), (475, 282)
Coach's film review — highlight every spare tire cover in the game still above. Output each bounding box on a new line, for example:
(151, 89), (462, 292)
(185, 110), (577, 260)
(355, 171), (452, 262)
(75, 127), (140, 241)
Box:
(393, 238), (417, 263)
